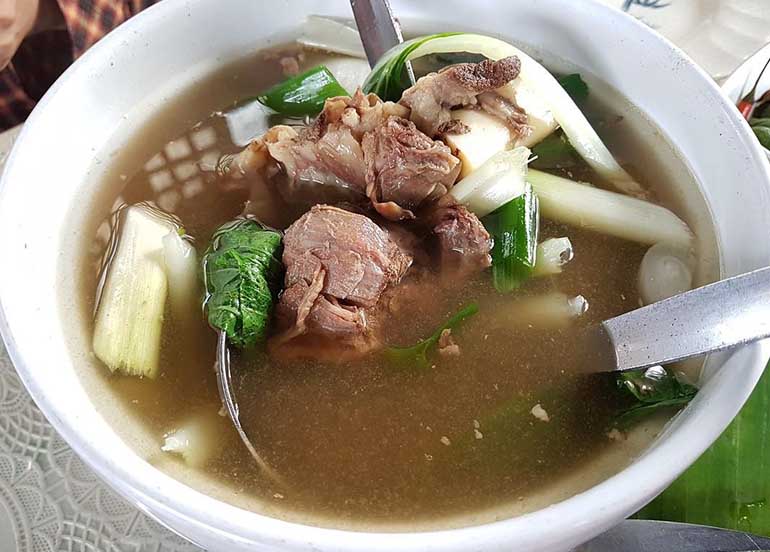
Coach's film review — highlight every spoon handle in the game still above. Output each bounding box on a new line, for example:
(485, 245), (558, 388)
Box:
(215, 331), (284, 483)
(350, 0), (404, 66)
(350, 0), (415, 83)
(604, 266), (770, 372)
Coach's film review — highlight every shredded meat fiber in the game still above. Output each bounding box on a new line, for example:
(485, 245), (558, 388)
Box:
(271, 205), (412, 360)
(399, 56), (523, 137)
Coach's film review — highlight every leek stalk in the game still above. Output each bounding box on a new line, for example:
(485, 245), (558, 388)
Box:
(362, 33), (644, 196)
(93, 205), (175, 378)
(483, 185), (539, 293)
(257, 66), (348, 117)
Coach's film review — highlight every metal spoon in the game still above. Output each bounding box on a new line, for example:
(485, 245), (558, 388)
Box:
(350, 0), (415, 83)
(593, 265), (770, 373)
(579, 519), (770, 552)
(215, 0), (415, 479)
(216, 331), (283, 483)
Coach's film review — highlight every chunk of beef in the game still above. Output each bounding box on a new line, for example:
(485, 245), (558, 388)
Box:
(437, 328), (461, 357)
(399, 56), (523, 137)
(235, 89), (463, 220)
(476, 91), (532, 141)
(313, 90), (409, 140)
(272, 205), (412, 360)
(262, 123), (367, 207)
(260, 91), (410, 208)
(362, 116), (461, 220)
(429, 200), (492, 277)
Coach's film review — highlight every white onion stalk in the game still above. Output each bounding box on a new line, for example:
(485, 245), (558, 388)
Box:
(315, 55), (372, 93)
(161, 412), (224, 468)
(533, 237), (574, 277)
(93, 205), (172, 379)
(162, 230), (199, 324)
(450, 146), (530, 217)
(638, 242), (694, 305)
(492, 293), (588, 330)
(527, 169), (694, 249)
(297, 16), (366, 58)
(365, 33), (645, 196)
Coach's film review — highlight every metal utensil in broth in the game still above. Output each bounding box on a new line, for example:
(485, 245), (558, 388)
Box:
(216, 0), (414, 485)
(216, 331), (284, 483)
(350, 0), (415, 83)
(586, 265), (770, 373)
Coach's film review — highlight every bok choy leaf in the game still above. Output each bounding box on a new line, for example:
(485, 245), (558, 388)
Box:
(385, 303), (479, 369)
(362, 32), (463, 101)
(257, 66), (348, 117)
(202, 219), (283, 349)
(483, 185), (539, 293)
(558, 73), (588, 104)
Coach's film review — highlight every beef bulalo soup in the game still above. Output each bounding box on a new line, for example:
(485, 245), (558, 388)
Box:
(75, 28), (716, 529)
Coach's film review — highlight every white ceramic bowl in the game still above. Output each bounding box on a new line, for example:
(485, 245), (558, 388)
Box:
(721, 43), (770, 161)
(1, 0), (770, 550)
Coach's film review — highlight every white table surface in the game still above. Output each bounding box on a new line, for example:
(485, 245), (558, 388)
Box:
(1, 1), (770, 550)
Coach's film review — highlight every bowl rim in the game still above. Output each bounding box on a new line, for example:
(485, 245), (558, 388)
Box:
(1, 0), (770, 550)
(720, 43), (770, 159)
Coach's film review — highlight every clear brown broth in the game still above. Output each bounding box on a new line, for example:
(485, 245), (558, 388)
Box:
(81, 45), (659, 525)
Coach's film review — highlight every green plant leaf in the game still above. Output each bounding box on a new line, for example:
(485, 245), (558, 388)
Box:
(384, 303), (479, 369)
(614, 366), (697, 428)
(638, 362), (770, 535)
(531, 131), (579, 169)
(752, 125), (770, 150)
(558, 73), (589, 103)
(202, 219), (283, 349)
(362, 32), (464, 101)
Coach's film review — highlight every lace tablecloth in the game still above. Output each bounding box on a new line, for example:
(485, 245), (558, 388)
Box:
(0, 123), (200, 551)
(0, 344), (200, 552)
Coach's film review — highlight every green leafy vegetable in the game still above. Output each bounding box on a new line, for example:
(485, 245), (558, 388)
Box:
(202, 219), (283, 349)
(752, 125), (770, 149)
(750, 112), (770, 149)
(483, 184), (539, 293)
(558, 73), (588, 103)
(615, 366), (697, 428)
(385, 303), (479, 369)
(257, 65), (348, 117)
(362, 32), (463, 101)
(531, 131), (579, 169)
(529, 73), (586, 168)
